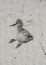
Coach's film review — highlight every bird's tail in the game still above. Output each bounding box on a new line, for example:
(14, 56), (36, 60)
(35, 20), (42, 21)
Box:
(9, 39), (16, 43)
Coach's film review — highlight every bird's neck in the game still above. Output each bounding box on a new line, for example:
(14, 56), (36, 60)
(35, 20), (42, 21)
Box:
(17, 27), (23, 32)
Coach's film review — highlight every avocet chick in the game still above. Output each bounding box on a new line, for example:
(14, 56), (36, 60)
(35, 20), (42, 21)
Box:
(9, 19), (33, 48)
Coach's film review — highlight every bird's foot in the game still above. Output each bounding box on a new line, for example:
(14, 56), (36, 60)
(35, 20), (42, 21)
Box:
(9, 39), (16, 43)
(15, 42), (22, 48)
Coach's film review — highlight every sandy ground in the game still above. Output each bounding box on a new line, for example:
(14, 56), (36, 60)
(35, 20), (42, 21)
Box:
(0, 0), (46, 65)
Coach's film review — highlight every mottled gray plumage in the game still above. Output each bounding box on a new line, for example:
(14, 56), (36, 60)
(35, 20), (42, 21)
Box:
(9, 19), (33, 48)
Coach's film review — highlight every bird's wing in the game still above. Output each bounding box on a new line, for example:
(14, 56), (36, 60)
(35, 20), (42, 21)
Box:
(21, 28), (31, 37)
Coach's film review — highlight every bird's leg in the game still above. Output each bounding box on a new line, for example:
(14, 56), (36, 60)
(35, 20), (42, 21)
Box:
(9, 39), (16, 43)
(15, 42), (22, 48)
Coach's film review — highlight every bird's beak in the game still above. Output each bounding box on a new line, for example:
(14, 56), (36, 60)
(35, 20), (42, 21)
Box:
(10, 23), (17, 27)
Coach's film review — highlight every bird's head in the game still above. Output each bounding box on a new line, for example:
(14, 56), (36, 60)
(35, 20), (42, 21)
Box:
(10, 19), (23, 28)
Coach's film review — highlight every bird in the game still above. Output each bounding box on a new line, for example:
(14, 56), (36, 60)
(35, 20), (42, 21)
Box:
(9, 19), (33, 48)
